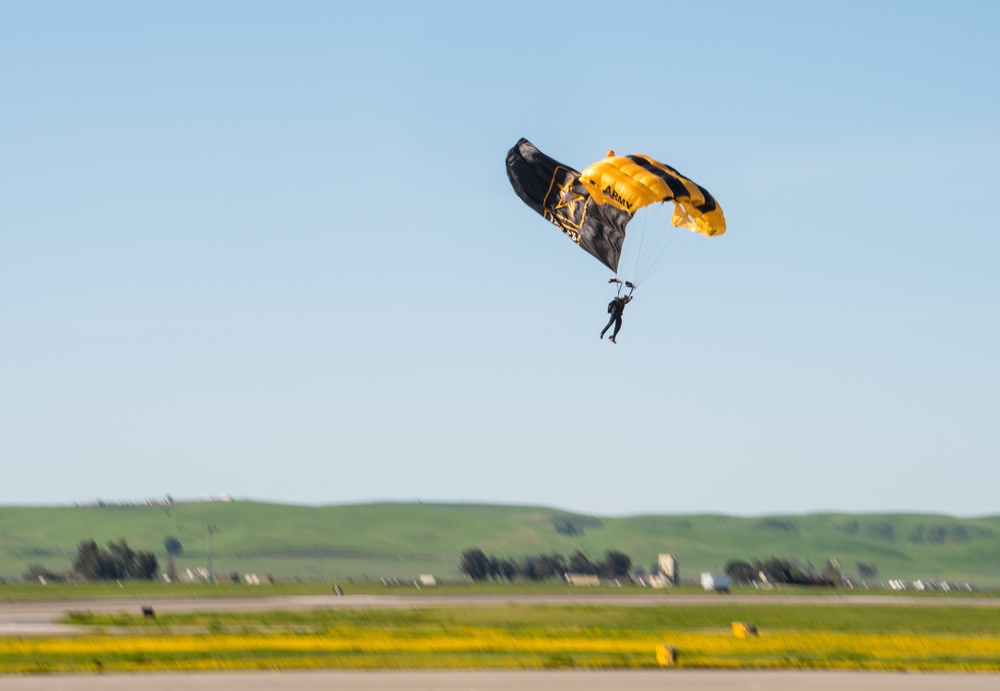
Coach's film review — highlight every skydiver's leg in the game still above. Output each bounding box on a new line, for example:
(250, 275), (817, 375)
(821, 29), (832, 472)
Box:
(612, 316), (623, 338)
(600, 315), (616, 338)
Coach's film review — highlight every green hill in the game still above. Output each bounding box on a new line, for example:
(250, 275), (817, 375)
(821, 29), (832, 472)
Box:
(2, 501), (998, 587)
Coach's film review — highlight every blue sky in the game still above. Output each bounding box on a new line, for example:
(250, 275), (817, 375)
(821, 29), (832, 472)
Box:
(2, 1), (997, 516)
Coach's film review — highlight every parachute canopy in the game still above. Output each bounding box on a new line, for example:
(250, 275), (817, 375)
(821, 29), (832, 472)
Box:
(506, 138), (726, 275)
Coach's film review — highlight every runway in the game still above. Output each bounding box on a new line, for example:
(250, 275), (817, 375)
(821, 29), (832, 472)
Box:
(2, 592), (999, 635)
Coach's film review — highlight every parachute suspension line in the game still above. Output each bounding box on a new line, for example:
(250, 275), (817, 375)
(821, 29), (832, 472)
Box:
(619, 204), (648, 287)
(622, 202), (649, 285)
(646, 205), (709, 279)
(635, 201), (670, 285)
(619, 200), (669, 288)
(618, 201), (708, 289)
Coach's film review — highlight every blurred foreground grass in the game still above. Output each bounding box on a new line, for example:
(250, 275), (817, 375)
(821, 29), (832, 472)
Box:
(2, 602), (999, 674)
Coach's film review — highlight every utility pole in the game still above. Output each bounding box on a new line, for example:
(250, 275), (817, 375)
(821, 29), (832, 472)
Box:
(205, 524), (218, 583)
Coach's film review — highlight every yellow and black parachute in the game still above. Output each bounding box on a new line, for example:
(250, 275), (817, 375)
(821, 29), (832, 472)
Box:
(506, 138), (726, 282)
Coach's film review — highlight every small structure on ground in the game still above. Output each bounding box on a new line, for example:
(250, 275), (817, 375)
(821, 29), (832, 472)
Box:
(649, 553), (679, 588)
(565, 573), (600, 586)
(701, 572), (730, 592)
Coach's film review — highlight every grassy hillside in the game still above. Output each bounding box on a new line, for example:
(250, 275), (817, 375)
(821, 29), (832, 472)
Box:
(1, 501), (998, 587)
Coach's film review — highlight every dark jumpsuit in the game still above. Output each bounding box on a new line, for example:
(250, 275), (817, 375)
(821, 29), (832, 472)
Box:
(601, 297), (629, 339)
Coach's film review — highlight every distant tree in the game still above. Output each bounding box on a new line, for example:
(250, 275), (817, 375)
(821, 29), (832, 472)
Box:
(24, 563), (64, 583)
(459, 548), (635, 584)
(865, 522), (896, 541)
(164, 536), (183, 556)
(553, 518), (581, 536)
(73, 539), (105, 579)
(106, 539), (136, 578)
(821, 560), (842, 586)
(537, 553), (567, 580)
(598, 550), (631, 579)
(459, 548), (490, 582)
(72, 539), (158, 581)
(725, 560), (757, 584)
(753, 556), (803, 585)
(497, 558), (518, 581)
(856, 563), (879, 579)
(517, 556), (541, 581)
(133, 551), (159, 579)
(568, 550), (595, 575)
(746, 556), (833, 586)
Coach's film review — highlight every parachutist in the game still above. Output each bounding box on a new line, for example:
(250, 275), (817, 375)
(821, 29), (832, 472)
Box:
(507, 139), (725, 340)
(600, 295), (633, 344)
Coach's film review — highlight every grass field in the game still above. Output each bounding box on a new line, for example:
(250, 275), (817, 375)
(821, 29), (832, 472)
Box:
(3, 501), (999, 586)
(3, 599), (1000, 674)
(2, 579), (998, 604)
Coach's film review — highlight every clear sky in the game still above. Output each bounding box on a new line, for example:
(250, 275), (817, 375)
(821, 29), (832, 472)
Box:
(2, 1), (997, 516)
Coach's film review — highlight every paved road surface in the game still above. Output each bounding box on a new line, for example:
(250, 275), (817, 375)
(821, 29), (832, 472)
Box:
(2, 593), (999, 635)
(2, 670), (999, 690)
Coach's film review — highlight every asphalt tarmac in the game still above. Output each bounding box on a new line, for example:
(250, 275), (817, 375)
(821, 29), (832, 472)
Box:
(3, 592), (1000, 635)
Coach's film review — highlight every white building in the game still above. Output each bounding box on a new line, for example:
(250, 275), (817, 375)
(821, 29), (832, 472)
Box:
(701, 572), (730, 592)
(658, 554), (678, 585)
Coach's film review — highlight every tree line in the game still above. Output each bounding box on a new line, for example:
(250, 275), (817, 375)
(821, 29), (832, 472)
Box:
(461, 548), (868, 587)
(72, 539), (159, 580)
(24, 537), (185, 583)
(459, 547), (631, 582)
(724, 556), (845, 586)
(26, 539), (161, 582)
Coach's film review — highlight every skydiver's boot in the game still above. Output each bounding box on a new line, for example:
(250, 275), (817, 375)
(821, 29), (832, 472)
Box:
(609, 336), (616, 344)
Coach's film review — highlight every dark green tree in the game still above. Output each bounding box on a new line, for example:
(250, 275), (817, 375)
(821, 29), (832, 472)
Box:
(857, 562), (879, 579)
(107, 539), (136, 578)
(459, 548), (490, 582)
(497, 558), (518, 581)
(568, 550), (595, 574)
(24, 563), (63, 582)
(537, 553), (567, 580)
(133, 551), (159, 579)
(73, 539), (105, 579)
(164, 536), (183, 556)
(599, 550), (632, 579)
(72, 539), (158, 581)
(725, 560), (757, 584)
(821, 559), (843, 586)
(517, 556), (541, 581)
